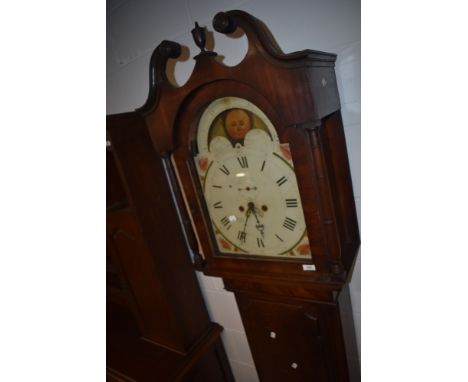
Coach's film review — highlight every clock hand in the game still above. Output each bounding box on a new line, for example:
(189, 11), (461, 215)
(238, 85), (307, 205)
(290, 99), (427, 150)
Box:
(250, 205), (265, 238)
(239, 207), (252, 243)
(243, 208), (251, 230)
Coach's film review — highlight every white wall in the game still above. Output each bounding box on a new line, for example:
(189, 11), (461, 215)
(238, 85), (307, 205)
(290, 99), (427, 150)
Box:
(107, 1), (360, 380)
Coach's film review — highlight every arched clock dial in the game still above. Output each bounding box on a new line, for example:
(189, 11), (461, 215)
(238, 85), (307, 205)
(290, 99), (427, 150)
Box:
(194, 97), (312, 259)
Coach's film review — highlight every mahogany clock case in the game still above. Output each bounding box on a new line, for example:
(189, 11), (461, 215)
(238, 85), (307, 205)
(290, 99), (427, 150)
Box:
(141, 12), (360, 289)
(107, 9), (360, 382)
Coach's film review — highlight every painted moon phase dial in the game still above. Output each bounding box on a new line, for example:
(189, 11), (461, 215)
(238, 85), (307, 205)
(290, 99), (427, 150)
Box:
(194, 97), (312, 259)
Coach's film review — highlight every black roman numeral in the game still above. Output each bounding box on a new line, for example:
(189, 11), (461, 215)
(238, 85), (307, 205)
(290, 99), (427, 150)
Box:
(237, 231), (247, 243)
(285, 198), (298, 208)
(220, 216), (231, 230)
(276, 176), (287, 186)
(219, 165), (230, 175)
(283, 217), (297, 231)
(237, 156), (248, 169)
(261, 160), (266, 172)
(213, 201), (223, 209)
(212, 185), (222, 189)
(257, 237), (265, 248)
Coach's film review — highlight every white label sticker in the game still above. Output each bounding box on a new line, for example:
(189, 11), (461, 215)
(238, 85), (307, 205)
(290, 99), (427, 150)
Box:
(302, 264), (316, 271)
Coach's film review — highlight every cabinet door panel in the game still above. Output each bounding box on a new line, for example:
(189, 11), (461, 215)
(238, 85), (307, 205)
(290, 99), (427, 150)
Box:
(237, 297), (330, 382)
(107, 210), (185, 351)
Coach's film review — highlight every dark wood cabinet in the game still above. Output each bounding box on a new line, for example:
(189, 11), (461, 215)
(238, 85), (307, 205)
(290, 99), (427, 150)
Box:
(108, 10), (360, 382)
(106, 118), (234, 381)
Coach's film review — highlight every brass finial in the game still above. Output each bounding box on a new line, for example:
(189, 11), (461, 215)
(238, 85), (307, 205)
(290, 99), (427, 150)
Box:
(191, 22), (206, 53)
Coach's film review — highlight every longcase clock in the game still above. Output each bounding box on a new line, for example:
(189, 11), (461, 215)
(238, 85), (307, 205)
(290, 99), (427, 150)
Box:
(129, 10), (360, 382)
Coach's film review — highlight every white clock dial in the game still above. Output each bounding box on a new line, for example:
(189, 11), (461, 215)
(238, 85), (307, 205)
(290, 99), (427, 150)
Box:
(203, 146), (307, 256)
(194, 97), (312, 259)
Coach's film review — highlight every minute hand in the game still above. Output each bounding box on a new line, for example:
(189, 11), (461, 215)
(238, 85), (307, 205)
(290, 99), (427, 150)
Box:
(242, 208), (252, 235)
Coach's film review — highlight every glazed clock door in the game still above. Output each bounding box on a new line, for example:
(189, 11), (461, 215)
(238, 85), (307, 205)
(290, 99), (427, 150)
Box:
(194, 97), (312, 260)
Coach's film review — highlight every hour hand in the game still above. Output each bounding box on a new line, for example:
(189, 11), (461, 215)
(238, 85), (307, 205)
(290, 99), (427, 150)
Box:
(250, 207), (265, 237)
(255, 222), (265, 237)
